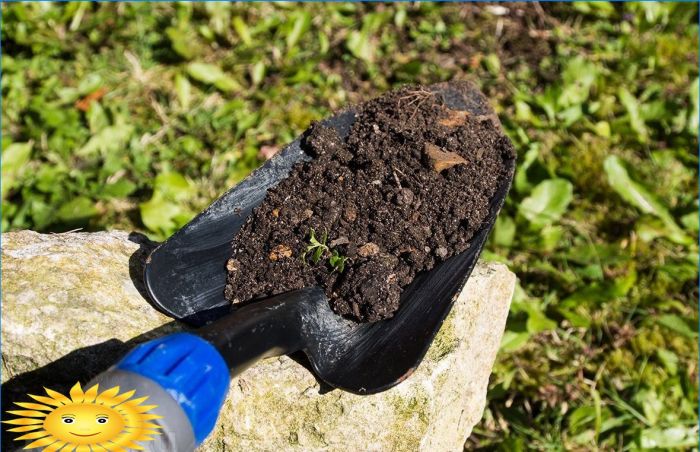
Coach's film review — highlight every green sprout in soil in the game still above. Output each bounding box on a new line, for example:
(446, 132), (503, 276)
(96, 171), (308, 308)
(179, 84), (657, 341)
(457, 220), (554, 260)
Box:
(301, 228), (328, 264)
(329, 250), (348, 273)
(301, 228), (348, 272)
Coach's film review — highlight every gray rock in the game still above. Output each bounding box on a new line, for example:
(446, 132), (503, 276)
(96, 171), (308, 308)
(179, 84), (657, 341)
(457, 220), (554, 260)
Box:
(1, 230), (515, 452)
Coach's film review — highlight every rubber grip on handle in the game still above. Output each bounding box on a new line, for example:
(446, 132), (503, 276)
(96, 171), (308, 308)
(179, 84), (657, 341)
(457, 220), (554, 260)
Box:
(115, 333), (230, 445)
(89, 368), (196, 452)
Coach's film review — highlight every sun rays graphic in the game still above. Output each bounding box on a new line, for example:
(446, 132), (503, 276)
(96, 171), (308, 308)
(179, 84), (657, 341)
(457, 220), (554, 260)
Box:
(3, 382), (163, 451)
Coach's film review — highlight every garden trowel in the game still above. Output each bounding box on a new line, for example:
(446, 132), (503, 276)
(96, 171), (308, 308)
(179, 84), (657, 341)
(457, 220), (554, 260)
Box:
(88, 81), (515, 450)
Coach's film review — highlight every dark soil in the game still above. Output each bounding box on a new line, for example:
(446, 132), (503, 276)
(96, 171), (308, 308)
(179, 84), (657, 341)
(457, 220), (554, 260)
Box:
(224, 81), (515, 322)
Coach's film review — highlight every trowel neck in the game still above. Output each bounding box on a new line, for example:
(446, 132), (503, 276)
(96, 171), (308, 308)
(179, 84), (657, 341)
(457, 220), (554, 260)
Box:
(195, 288), (320, 376)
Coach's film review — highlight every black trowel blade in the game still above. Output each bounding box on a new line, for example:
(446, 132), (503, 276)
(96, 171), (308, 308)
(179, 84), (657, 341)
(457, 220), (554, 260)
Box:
(144, 81), (514, 394)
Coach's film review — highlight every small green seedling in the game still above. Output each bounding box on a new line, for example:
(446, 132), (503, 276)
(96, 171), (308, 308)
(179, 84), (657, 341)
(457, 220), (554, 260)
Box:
(329, 249), (348, 273)
(301, 228), (329, 264)
(301, 228), (349, 272)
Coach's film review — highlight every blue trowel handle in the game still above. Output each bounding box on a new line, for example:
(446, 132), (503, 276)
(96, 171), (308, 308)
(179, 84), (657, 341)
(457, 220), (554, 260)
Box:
(89, 333), (230, 452)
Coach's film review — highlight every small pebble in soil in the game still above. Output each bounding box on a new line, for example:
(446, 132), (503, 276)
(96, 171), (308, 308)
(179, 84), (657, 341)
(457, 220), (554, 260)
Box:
(358, 242), (380, 257)
(269, 244), (292, 261)
(395, 188), (414, 206)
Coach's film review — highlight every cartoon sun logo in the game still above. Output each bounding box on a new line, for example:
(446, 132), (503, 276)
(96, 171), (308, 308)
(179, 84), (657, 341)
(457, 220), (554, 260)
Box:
(3, 382), (162, 451)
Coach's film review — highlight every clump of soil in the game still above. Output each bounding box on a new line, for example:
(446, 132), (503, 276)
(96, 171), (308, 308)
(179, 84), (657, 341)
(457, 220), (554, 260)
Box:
(225, 81), (515, 322)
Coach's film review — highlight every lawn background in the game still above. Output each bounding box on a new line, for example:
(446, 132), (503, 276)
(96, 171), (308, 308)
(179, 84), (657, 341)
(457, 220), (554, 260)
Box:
(2, 2), (698, 449)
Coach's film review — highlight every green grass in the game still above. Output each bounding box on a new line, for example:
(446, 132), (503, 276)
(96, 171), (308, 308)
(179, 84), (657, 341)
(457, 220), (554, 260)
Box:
(2, 2), (698, 450)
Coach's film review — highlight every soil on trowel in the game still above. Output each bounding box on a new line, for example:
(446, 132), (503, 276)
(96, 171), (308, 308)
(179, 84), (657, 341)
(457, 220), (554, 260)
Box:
(224, 81), (515, 322)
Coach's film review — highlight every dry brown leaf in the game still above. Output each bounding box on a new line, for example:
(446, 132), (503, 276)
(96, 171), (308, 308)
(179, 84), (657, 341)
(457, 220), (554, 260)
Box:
(438, 109), (470, 127)
(75, 88), (108, 112)
(424, 143), (468, 172)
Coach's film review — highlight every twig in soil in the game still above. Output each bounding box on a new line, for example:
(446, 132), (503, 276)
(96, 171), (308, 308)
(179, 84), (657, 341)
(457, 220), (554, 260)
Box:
(399, 87), (433, 101)
(398, 88), (431, 102)
(391, 167), (403, 188)
(398, 87), (437, 121)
